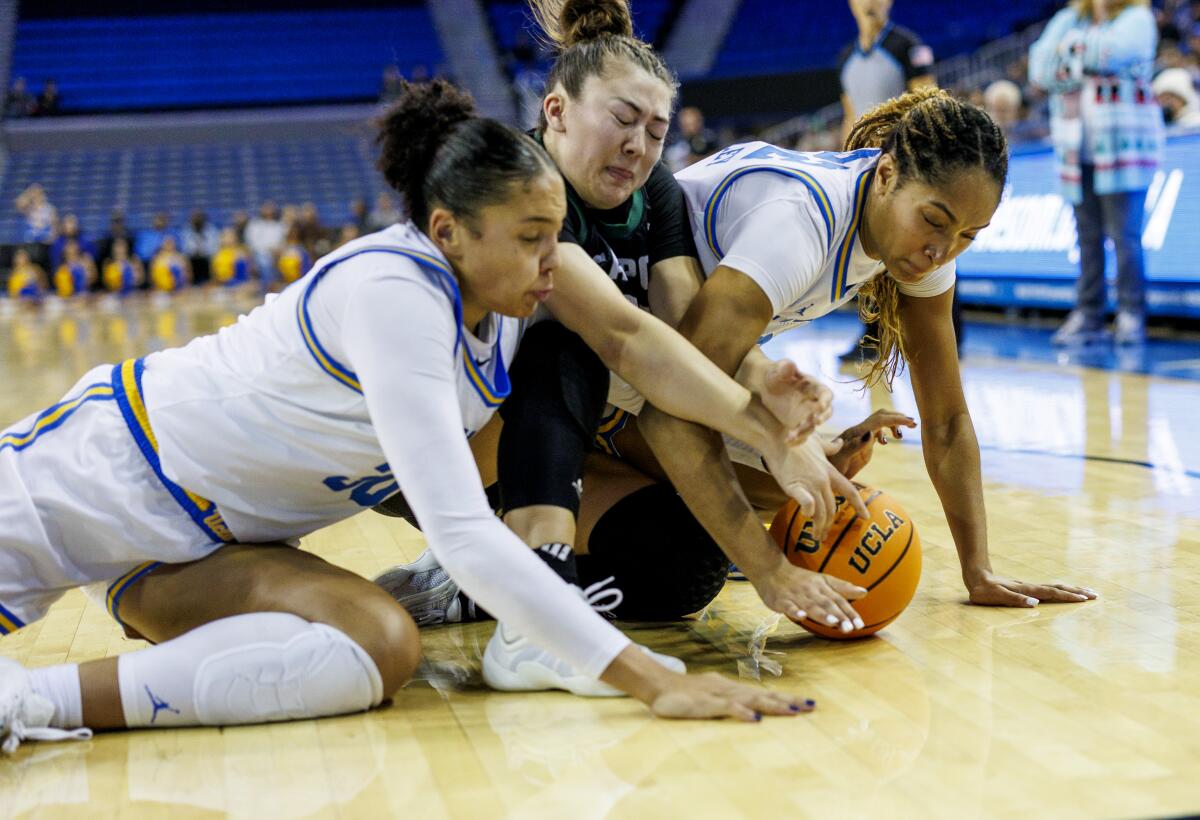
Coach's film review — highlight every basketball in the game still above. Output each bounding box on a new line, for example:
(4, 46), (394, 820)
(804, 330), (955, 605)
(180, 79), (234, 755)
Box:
(770, 484), (921, 639)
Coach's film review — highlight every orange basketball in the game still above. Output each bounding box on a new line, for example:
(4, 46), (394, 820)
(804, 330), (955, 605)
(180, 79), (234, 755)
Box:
(769, 484), (921, 639)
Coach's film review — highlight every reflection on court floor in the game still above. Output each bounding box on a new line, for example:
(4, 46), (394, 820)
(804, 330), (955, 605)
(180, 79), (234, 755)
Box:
(1, 295), (1198, 818)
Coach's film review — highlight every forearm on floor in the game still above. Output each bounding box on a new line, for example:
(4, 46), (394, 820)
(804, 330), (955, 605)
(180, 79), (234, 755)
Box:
(920, 412), (991, 582)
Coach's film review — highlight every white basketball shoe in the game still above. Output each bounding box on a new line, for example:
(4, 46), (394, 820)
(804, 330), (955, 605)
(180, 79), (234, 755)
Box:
(482, 578), (685, 697)
(0, 657), (93, 755)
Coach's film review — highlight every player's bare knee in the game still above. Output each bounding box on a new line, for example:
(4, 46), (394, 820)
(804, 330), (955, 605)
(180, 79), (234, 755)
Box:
(344, 595), (421, 694)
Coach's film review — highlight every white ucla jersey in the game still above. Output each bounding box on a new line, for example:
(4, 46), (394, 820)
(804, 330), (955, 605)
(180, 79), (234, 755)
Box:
(139, 222), (521, 542)
(675, 142), (955, 343)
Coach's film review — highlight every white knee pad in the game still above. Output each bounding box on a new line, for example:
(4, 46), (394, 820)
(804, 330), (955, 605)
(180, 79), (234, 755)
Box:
(119, 612), (384, 728)
(192, 620), (384, 725)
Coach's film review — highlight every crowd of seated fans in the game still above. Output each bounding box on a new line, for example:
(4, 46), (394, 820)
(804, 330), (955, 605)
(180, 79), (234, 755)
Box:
(4, 184), (406, 303)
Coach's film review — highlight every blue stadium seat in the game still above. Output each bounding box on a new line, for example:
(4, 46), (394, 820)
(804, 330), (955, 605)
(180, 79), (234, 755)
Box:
(12, 9), (444, 111)
(0, 136), (391, 243)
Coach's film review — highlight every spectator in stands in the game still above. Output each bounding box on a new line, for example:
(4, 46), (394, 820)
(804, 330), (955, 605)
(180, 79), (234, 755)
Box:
(98, 211), (133, 269)
(149, 235), (191, 293)
(101, 237), (143, 296)
(367, 192), (402, 230)
(49, 213), (97, 271)
(297, 201), (328, 256)
(380, 64), (405, 103)
(33, 79), (60, 117)
(1153, 66), (1200, 126)
(983, 79), (1049, 142)
(135, 212), (177, 262)
(349, 197), (370, 233)
(228, 209), (250, 243)
(6, 248), (47, 302)
(1031, 0), (1161, 346)
(245, 201), (286, 282)
(336, 223), (360, 248)
(665, 107), (717, 171)
(837, 0), (939, 363)
(181, 209), (221, 285)
(53, 239), (96, 298)
(5, 77), (34, 119)
(275, 223), (311, 285)
(15, 184), (57, 248)
(210, 227), (251, 288)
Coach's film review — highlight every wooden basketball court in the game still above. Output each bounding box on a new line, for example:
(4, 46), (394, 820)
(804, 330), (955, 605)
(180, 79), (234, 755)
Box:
(2, 292), (1197, 819)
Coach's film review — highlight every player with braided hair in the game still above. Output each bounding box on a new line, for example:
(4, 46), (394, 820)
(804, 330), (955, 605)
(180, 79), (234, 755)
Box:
(609, 87), (1098, 610)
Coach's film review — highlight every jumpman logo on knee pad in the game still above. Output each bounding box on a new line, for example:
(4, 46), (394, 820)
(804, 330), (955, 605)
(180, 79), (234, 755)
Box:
(145, 685), (180, 724)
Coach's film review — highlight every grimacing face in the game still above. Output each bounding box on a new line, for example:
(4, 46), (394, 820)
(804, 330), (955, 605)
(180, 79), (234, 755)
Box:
(869, 155), (999, 284)
(543, 63), (672, 210)
(433, 171), (566, 321)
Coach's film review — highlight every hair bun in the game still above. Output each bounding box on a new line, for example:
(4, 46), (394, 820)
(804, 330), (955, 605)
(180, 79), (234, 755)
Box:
(560, 0), (633, 46)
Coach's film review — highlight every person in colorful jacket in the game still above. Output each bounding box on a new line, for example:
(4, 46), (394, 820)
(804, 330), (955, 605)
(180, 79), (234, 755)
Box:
(1029, 0), (1162, 345)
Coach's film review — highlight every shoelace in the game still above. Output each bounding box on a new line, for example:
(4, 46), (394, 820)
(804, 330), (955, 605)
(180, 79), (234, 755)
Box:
(2, 719), (93, 755)
(582, 576), (624, 617)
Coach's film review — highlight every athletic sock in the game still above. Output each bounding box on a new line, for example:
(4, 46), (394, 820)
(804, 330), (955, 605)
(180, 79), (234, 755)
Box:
(533, 542), (579, 586)
(28, 663), (84, 729)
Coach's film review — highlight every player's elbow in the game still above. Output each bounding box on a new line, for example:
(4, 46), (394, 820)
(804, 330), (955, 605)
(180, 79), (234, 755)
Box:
(587, 306), (640, 373)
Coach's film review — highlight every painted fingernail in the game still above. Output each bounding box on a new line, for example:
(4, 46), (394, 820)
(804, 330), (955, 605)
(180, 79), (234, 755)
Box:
(794, 609), (808, 620)
(788, 704), (802, 712)
(825, 614), (839, 625)
(840, 620), (853, 633)
(754, 711), (763, 722)
(805, 698), (816, 707)
(853, 617), (865, 630)
(1025, 597), (1038, 606)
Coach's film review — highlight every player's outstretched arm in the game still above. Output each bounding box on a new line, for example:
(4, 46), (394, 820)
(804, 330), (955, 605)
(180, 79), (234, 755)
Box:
(898, 288), (1098, 607)
(544, 243), (815, 463)
(600, 643), (815, 722)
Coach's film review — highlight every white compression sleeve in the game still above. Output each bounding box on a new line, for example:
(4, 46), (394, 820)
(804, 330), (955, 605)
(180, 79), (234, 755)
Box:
(339, 272), (632, 680)
(117, 612), (383, 728)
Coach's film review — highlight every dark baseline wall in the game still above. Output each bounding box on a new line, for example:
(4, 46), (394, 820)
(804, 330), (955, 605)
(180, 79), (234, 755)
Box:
(679, 69), (841, 125)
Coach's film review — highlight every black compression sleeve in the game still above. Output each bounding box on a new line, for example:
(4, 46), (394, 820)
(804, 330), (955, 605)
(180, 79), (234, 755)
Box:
(497, 321), (610, 516)
(643, 161), (699, 266)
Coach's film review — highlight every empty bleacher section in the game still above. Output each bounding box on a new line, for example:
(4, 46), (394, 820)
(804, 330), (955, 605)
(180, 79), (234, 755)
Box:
(0, 109), (388, 243)
(708, 0), (1054, 77)
(11, 7), (443, 112)
(488, 0), (675, 60)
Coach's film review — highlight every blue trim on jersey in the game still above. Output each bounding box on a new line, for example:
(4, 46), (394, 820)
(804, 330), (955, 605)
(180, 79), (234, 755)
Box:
(593, 407), (631, 458)
(703, 166), (836, 260)
(106, 561), (165, 628)
(0, 601), (25, 634)
(831, 169), (875, 304)
(111, 358), (234, 545)
(0, 383), (115, 454)
(296, 245), (510, 406)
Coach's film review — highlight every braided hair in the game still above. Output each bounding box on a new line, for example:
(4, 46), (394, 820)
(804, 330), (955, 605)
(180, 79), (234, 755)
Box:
(844, 87), (1008, 386)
